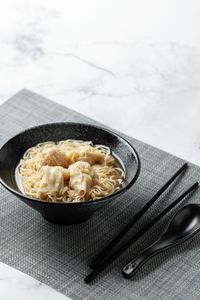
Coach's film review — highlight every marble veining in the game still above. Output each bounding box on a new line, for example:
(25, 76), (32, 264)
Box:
(1, 41), (200, 166)
(0, 0), (200, 299)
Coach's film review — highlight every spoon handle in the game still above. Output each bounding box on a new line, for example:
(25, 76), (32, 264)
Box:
(122, 242), (168, 278)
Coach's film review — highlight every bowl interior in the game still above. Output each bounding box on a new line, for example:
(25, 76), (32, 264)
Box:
(0, 123), (140, 200)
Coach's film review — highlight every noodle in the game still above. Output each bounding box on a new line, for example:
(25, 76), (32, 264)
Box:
(16, 140), (124, 203)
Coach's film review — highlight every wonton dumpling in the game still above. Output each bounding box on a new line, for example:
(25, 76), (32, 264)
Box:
(65, 150), (80, 165)
(39, 148), (68, 168)
(77, 147), (105, 165)
(37, 166), (69, 199)
(68, 161), (93, 197)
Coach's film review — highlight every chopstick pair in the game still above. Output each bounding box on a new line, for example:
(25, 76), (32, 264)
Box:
(84, 163), (199, 284)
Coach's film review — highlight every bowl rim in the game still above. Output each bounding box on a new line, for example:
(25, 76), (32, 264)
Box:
(0, 122), (141, 206)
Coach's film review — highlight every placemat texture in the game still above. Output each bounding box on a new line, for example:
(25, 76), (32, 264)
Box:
(0, 89), (200, 300)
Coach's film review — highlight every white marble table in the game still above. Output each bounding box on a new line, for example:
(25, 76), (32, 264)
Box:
(1, 0), (200, 299)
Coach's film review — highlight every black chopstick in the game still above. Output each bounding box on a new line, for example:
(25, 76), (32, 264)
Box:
(84, 182), (198, 284)
(90, 163), (188, 269)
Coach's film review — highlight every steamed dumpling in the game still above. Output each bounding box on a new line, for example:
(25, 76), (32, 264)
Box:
(77, 146), (105, 165)
(39, 148), (68, 168)
(37, 166), (69, 199)
(68, 161), (93, 198)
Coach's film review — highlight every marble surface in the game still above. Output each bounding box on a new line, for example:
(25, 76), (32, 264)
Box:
(0, 262), (68, 300)
(1, 0), (200, 299)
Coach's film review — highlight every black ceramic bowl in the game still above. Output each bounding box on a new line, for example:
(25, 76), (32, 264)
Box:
(0, 123), (140, 225)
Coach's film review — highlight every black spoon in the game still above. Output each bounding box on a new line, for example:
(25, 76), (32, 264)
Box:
(122, 203), (200, 279)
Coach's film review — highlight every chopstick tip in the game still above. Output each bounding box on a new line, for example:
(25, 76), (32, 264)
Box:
(84, 273), (93, 284)
(183, 162), (188, 169)
(90, 262), (95, 269)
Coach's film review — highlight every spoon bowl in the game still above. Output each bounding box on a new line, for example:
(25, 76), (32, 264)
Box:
(122, 204), (200, 278)
(161, 204), (200, 243)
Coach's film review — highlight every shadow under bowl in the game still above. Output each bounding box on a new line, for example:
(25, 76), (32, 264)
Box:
(0, 122), (140, 225)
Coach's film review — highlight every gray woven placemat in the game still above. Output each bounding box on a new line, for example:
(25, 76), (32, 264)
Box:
(1, 89), (200, 300)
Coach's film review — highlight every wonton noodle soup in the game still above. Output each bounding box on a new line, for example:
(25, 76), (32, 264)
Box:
(16, 140), (124, 203)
